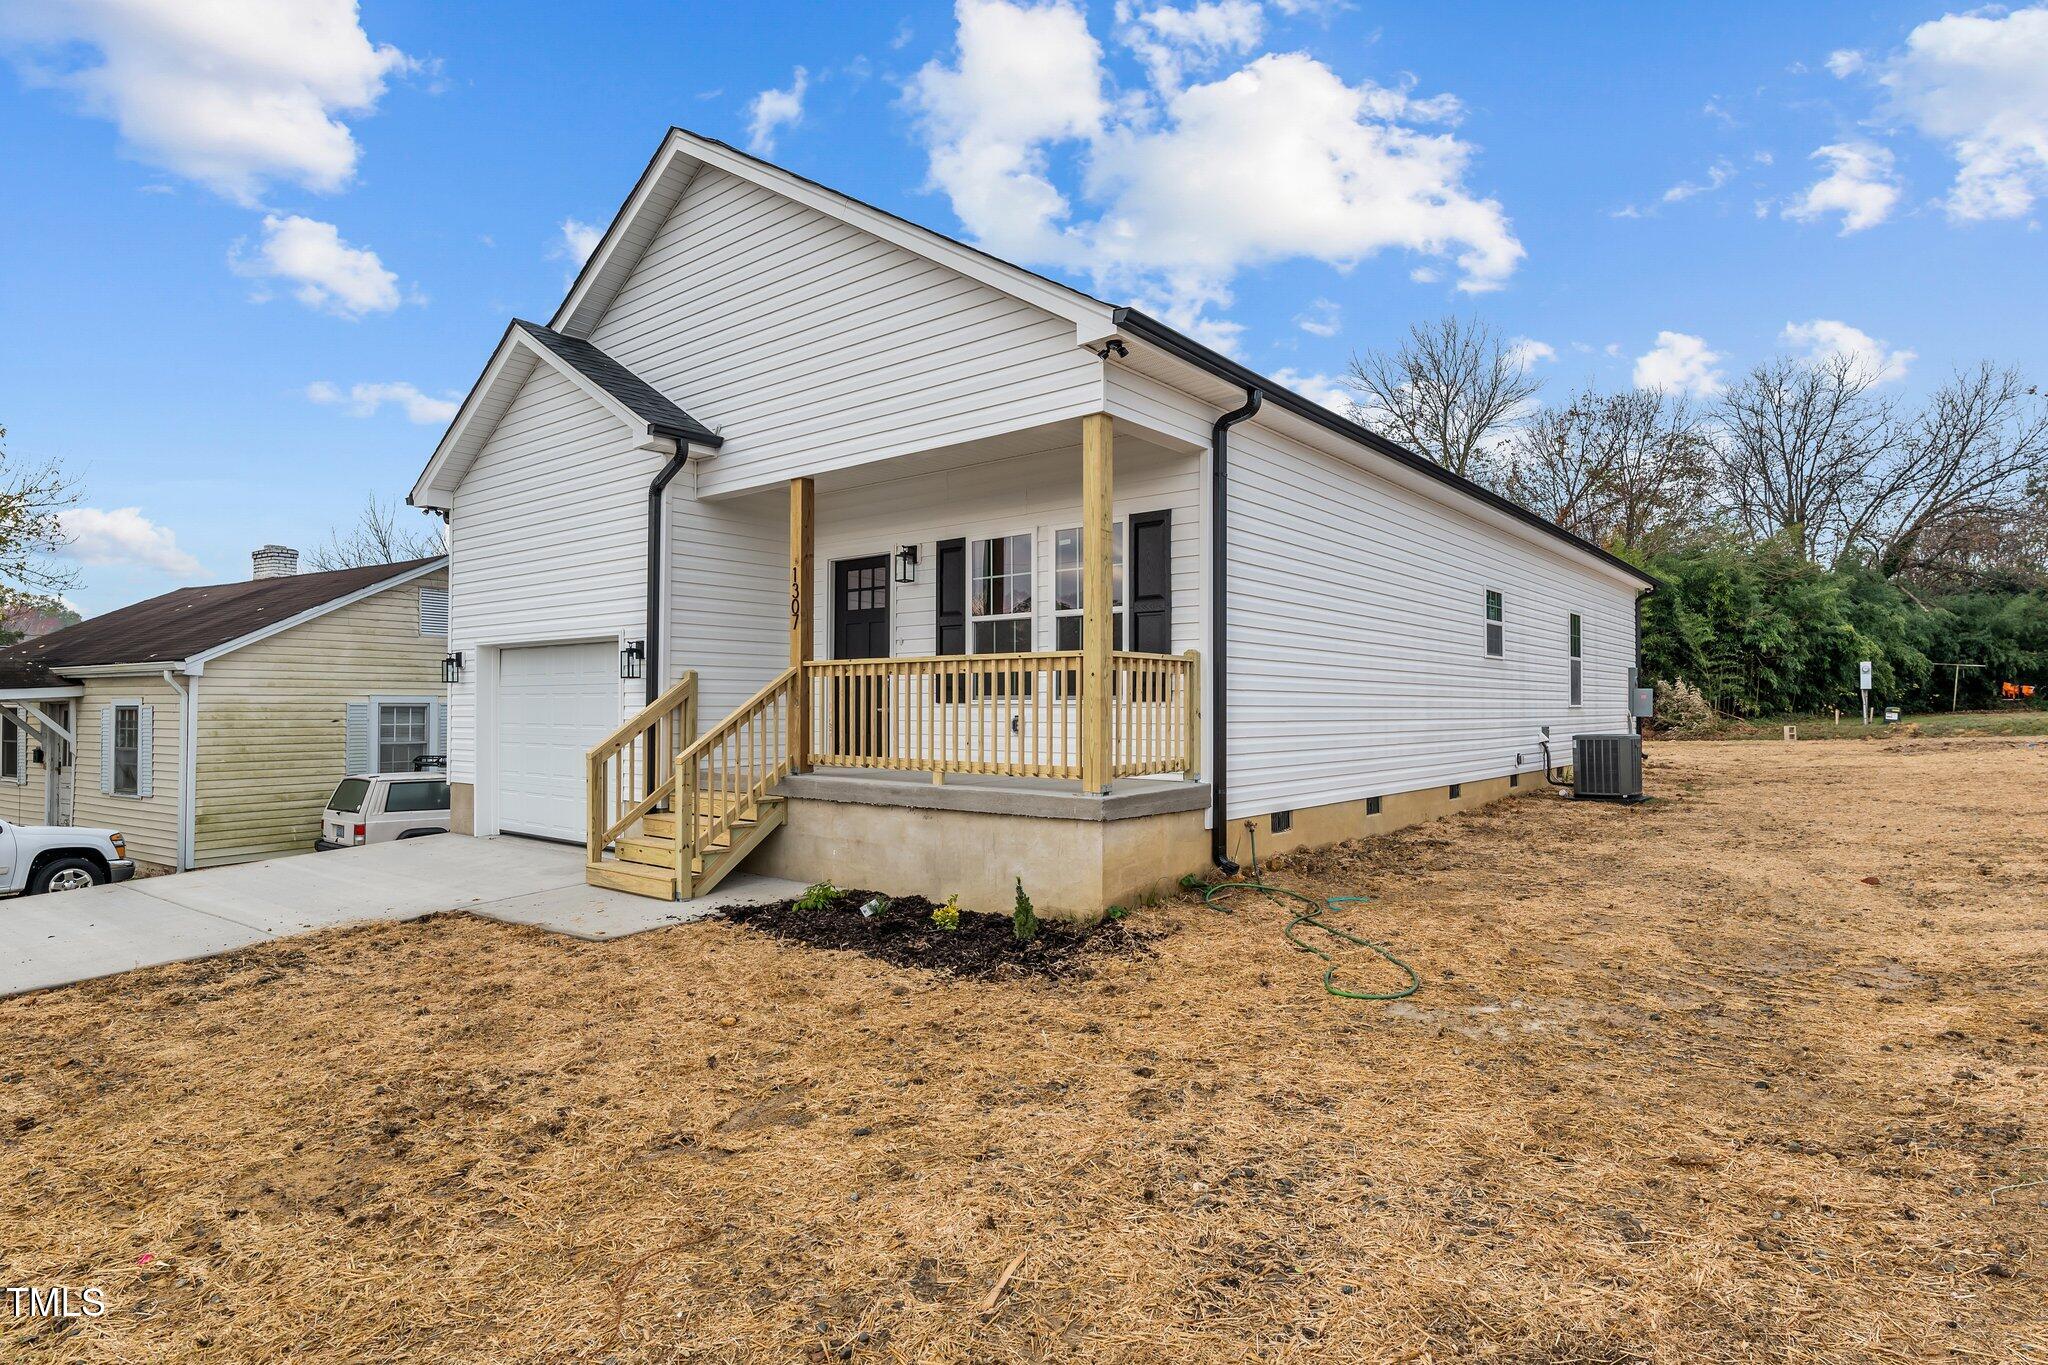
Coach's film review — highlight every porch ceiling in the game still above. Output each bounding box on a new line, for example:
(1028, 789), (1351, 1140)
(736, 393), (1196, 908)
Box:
(783, 417), (1196, 499)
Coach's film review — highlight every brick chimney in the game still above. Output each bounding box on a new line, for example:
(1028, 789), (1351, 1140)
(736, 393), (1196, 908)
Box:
(252, 545), (300, 579)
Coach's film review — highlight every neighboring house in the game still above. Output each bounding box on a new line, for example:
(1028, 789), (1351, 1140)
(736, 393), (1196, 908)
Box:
(0, 549), (449, 870)
(411, 127), (1653, 919)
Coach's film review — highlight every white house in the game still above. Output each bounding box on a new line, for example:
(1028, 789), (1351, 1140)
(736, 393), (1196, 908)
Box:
(410, 127), (1651, 919)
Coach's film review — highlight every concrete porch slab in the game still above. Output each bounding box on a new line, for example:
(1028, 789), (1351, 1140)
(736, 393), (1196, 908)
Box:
(781, 770), (1209, 820)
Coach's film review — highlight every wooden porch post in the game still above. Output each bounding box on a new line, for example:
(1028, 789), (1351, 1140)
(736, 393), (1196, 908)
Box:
(789, 477), (815, 773)
(1081, 413), (1114, 793)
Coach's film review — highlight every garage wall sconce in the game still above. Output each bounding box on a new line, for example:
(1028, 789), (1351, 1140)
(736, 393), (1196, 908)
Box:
(620, 639), (645, 680)
(441, 651), (464, 684)
(894, 543), (919, 584)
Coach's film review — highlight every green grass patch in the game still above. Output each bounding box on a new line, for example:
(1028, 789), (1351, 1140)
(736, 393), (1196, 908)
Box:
(1665, 709), (2048, 741)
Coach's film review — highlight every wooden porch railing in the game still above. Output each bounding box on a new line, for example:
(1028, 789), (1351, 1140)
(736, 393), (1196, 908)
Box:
(671, 667), (799, 895)
(586, 670), (698, 864)
(802, 649), (1198, 782)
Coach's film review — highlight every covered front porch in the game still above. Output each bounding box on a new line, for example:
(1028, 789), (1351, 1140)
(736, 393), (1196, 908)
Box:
(586, 412), (1214, 913)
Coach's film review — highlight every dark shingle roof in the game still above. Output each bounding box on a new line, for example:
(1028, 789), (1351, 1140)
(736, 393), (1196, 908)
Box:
(0, 557), (444, 676)
(513, 320), (721, 447)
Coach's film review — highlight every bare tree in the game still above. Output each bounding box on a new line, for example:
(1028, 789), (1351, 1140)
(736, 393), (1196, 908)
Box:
(306, 495), (446, 571)
(1343, 315), (1541, 483)
(1853, 363), (2048, 579)
(0, 423), (80, 616)
(1501, 387), (1712, 553)
(1714, 353), (1896, 565)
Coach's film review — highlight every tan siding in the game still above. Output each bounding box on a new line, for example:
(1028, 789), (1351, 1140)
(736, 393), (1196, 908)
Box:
(193, 571), (448, 867)
(74, 676), (184, 868)
(0, 719), (49, 825)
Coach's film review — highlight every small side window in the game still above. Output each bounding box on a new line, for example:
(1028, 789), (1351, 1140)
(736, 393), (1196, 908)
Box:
(384, 780), (450, 814)
(0, 715), (16, 781)
(1569, 612), (1584, 706)
(113, 705), (140, 796)
(1484, 590), (1504, 657)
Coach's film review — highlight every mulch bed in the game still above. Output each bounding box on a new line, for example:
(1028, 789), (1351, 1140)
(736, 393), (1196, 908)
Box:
(720, 887), (1151, 979)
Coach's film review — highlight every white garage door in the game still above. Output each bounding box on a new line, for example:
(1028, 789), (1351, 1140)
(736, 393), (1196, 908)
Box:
(496, 642), (619, 842)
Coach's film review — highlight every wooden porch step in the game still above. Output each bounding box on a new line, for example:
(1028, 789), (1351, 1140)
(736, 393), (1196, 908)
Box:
(585, 858), (678, 899)
(639, 808), (757, 842)
(617, 832), (726, 868)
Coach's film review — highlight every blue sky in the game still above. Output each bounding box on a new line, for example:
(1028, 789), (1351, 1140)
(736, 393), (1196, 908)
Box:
(3, 1), (2044, 614)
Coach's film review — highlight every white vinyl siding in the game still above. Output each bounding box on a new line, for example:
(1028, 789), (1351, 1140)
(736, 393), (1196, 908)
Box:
(666, 464), (788, 727)
(587, 165), (1103, 499)
(1224, 419), (1640, 821)
(443, 364), (644, 784)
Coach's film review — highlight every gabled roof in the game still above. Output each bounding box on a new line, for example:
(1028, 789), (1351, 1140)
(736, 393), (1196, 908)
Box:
(410, 318), (722, 508)
(551, 127), (1120, 346)
(511, 321), (720, 446)
(0, 557), (446, 677)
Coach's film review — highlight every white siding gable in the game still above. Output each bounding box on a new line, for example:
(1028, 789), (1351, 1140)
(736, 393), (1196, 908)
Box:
(588, 166), (1105, 499)
(444, 363), (647, 783)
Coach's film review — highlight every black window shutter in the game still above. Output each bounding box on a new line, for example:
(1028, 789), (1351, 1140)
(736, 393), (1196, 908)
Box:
(935, 538), (966, 655)
(1128, 510), (1172, 654)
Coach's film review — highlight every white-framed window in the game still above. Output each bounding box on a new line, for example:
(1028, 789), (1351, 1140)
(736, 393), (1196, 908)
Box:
(112, 704), (140, 795)
(1052, 522), (1126, 651)
(1484, 590), (1504, 657)
(377, 701), (431, 772)
(968, 531), (1034, 654)
(1569, 612), (1583, 707)
(0, 714), (18, 782)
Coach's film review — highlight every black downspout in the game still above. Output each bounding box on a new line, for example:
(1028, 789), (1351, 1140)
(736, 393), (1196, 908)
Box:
(645, 446), (689, 705)
(1209, 388), (1262, 874)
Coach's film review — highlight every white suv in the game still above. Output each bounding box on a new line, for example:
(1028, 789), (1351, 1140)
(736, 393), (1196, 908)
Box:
(315, 773), (452, 850)
(0, 821), (136, 895)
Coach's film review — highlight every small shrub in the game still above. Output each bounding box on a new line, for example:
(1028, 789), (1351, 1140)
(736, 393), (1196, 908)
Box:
(1653, 677), (1720, 735)
(1104, 904), (1129, 922)
(795, 881), (839, 912)
(932, 895), (960, 932)
(1012, 878), (1038, 943)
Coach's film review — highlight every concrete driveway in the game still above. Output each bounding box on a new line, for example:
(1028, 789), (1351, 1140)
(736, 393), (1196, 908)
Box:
(0, 835), (801, 997)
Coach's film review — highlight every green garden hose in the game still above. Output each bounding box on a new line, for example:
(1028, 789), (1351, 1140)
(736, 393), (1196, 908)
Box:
(1181, 873), (1422, 1002)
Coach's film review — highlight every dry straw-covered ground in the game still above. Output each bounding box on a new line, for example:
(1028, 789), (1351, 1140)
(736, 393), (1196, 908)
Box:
(2, 739), (2043, 1362)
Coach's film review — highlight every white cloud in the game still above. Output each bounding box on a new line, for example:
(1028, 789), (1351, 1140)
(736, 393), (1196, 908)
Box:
(1779, 318), (1914, 385)
(1662, 157), (1736, 203)
(1116, 0), (1263, 92)
(1825, 48), (1866, 78)
(232, 213), (401, 318)
(1, 0), (413, 205)
(746, 66), (808, 155)
(1633, 331), (1724, 396)
(1875, 5), (2048, 221)
(1507, 336), (1556, 371)
(1294, 297), (1341, 336)
(1270, 367), (1354, 415)
(1409, 265), (1441, 284)
(306, 379), (459, 424)
(1783, 142), (1901, 233)
(907, 0), (1522, 339)
(556, 217), (602, 266)
(57, 507), (202, 576)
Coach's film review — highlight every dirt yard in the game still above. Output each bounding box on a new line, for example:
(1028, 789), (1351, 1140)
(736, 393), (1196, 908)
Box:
(2, 740), (2042, 1362)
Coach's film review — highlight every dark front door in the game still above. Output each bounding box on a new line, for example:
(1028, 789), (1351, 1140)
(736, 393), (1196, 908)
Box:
(832, 557), (891, 758)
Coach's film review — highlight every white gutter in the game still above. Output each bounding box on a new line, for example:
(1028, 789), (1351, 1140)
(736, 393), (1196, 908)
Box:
(161, 669), (196, 871)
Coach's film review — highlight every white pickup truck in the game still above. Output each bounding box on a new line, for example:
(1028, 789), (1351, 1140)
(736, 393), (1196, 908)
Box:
(0, 821), (135, 895)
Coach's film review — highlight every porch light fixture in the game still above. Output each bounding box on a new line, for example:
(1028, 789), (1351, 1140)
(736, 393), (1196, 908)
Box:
(894, 544), (919, 584)
(620, 639), (645, 680)
(441, 651), (464, 684)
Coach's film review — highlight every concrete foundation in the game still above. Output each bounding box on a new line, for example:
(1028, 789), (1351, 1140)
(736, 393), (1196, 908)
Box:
(450, 782), (475, 837)
(749, 767), (1547, 922)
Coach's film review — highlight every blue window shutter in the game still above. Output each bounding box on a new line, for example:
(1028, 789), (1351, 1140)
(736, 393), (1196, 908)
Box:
(136, 705), (154, 798)
(346, 702), (371, 775)
(100, 705), (114, 794)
